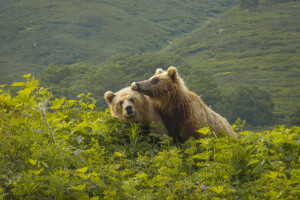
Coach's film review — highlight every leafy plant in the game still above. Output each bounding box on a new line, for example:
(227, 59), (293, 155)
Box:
(1, 76), (299, 199)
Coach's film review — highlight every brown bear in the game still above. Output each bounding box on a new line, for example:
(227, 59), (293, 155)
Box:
(131, 66), (237, 141)
(104, 87), (168, 136)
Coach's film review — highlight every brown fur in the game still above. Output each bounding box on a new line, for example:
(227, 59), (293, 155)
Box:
(104, 87), (168, 136)
(131, 66), (237, 140)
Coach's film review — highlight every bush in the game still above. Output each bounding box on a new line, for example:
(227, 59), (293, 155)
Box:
(1, 75), (299, 199)
(230, 86), (274, 126)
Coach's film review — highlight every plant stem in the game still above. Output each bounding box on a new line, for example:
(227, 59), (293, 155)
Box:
(40, 103), (63, 161)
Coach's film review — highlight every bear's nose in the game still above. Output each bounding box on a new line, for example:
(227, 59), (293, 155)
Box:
(135, 82), (139, 88)
(125, 105), (133, 114)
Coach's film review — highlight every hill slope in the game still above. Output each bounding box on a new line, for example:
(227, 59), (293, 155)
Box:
(165, 1), (300, 123)
(0, 0), (235, 84)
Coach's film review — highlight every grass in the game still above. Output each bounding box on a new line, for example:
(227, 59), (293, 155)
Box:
(165, 1), (300, 123)
(1, 0), (299, 124)
(0, 0), (235, 84)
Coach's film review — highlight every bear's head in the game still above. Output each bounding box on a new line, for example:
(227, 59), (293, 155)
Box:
(131, 66), (186, 100)
(104, 87), (149, 122)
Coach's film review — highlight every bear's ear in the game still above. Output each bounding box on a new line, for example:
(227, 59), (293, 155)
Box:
(156, 68), (164, 75)
(104, 91), (115, 104)
(167, 66), (178, 80)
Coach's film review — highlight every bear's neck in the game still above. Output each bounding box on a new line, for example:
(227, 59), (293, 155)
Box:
(162, 88), (207, 116)
(161, 88), (191, 117)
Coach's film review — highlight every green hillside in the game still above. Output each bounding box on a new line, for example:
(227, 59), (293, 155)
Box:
(1, 0), (299, 125)
(165, 1), (300, 123)
(0, 0), (235, 84)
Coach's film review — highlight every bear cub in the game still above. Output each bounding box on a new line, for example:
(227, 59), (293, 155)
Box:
(104, 87), (168, 136)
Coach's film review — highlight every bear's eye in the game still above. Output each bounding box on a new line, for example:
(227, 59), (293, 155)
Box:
(119, 101), (123, 106)
(151, 78), (159, 84)
(129, 98), (134, 103)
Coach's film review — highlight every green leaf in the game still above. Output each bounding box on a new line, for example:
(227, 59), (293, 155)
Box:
(135, 173), (148, 179)
(247, 159), (259, 166)
(265, 190), (278, 198)
(66, 100), (76, 107)
(191, 152), (210, 160)
(90, 197), (100, 200)
(215, 142), (231, 149)
(88, 104), (95, 110)
(76, 173), (89, 179)
(28, 159), (37, 166)
(244, 145), (254, 152)
(70, 184), (86, 191)
(113, 151), (125, 158)
(76, 167), (88, 173)
(24, 73), (31, 78)
(210, 185), (224, 194)
(33, 168), (43, 176)
(196, 127), (211, 135)
(42, 161), (48, 168)
(50, 98), (65, 109)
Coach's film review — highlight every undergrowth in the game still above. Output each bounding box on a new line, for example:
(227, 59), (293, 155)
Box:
(0, 75), (299, 199)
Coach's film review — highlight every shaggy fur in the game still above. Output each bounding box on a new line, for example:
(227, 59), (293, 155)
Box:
(131, 67), (237, 140)
(104, 87), (168, 136)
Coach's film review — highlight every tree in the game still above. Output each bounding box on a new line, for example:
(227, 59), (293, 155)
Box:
(239, 0), (259, 9)
(289, 106), (300, 126)
(230, 86), (274, 126)
(187, 76), (231, 119)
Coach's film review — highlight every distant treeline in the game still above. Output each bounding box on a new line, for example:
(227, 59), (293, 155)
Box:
(38, 52), (300, 128)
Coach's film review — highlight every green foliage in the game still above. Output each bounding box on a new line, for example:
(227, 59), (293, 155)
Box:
(2, 1), (299, 127)
(239, 0), (259, 9)
(1, 75), (300, 199)
(39, 52), (192, 108)
(188, 75), (231, 118)
(289, 106), (300, 126)
(230, 86), (274, 126)
(0, 0), (236, 85)
(36, 1), (300, 127)
(39, 52), (280, 127)
(166, 1), (300, 124)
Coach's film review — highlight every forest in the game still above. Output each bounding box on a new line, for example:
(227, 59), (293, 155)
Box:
(1, 0), (300, 199)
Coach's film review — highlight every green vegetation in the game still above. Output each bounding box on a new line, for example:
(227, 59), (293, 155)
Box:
(39, 53), (191, 109)
(39, 53), (276, 128)
(289, 106), (300, 126)
(165, 1), (300, 124)
(0, 0), (235, 84)
(1, 1), (300, 199)
(1, 75), (300, 199)
(238, 0), (259, 9)
(230, 86), (274, 126)
(34, 1), (298, 126)
(1, 0), (299, 126)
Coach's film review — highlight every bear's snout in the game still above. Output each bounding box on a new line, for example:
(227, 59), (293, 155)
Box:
(125, 105), (133, 115)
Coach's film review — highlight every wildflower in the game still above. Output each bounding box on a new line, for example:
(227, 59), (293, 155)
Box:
(78, 138), (82, 143)
(74, 150), (79, 155)
(231, 186), (235, 190)
(202, 184), (206, 189)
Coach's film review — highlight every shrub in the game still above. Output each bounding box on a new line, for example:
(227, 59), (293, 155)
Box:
(0, 75), (299, 199)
